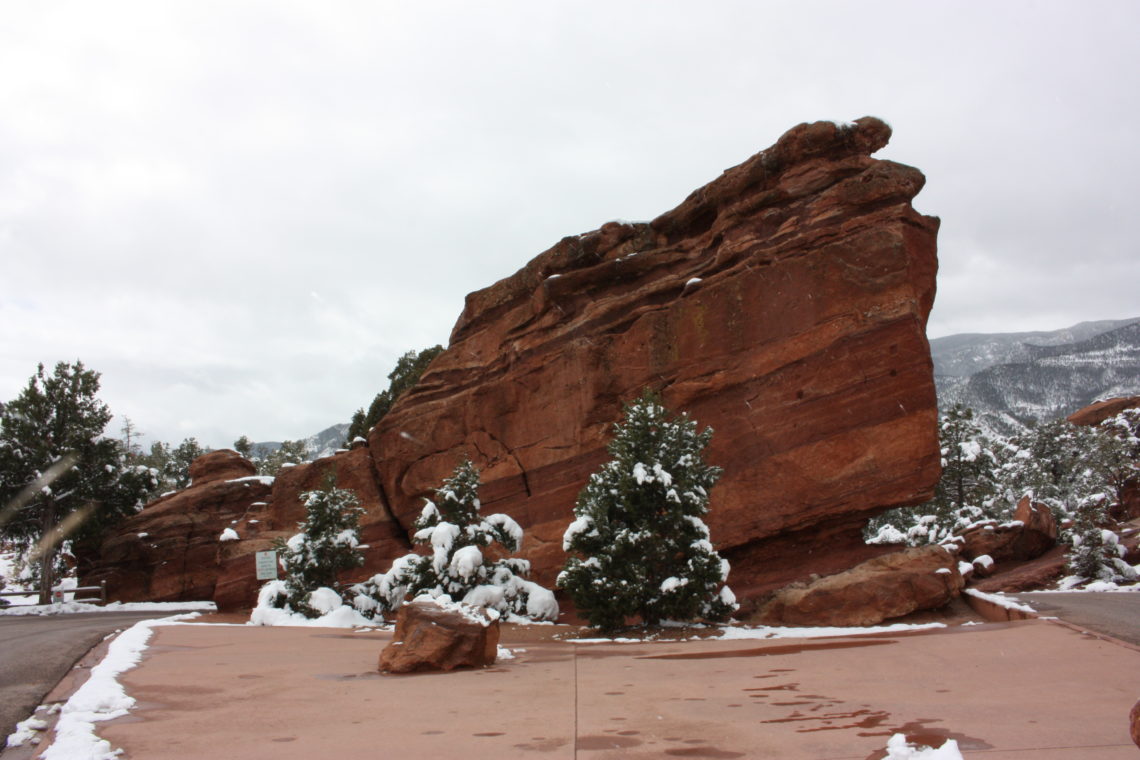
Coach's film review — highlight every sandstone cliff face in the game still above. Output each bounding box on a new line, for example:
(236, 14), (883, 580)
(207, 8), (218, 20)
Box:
(371, 116), (941, 598)
(85, 117), (941, 610)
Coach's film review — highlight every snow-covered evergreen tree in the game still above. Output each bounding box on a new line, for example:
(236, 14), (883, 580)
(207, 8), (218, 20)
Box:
(1065, 497), (1137, 584)
(557, 391), (736, 632)
(268, 475), (365, 618)
(353, 460), (558, 621)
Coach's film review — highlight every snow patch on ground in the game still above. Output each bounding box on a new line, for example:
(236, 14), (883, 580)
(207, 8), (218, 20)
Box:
(884, 733), (963, 759)
(247, 582), (376, 628)
(18, 613), (201, 759)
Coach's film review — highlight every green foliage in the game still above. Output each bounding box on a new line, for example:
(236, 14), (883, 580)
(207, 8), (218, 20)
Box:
(133, 436), (210, 493)
(1065, 498), (1137, 583)
(353, 459), (557, 621)
(272, 475), (365, 618)
(557, 391), (736, 632)
(258, 439), (308, 476)
(345, 345), (443, 444)
(0, 362), (157, 601)
(233, 435), (254, 460)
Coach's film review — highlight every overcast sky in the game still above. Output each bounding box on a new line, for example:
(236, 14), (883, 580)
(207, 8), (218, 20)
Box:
(2, 1), (1137, 449)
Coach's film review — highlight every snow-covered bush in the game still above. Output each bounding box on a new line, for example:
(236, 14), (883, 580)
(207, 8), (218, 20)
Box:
(353, 460), (558, 621)
(1065, 498), (1138, 584)
(270, 476), (365, 618)
(558, 391), (736, 633)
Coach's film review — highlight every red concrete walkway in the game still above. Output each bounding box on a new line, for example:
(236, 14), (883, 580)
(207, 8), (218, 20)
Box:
(48, 620), (1140, 758)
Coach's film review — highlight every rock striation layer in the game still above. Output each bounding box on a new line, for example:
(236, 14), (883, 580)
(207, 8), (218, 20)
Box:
(370, 116), (941, 598)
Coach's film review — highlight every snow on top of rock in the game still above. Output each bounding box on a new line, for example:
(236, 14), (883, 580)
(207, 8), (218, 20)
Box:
(412, 594), (500, 626)
(226, 475), (275, 486)
(962, 588), (1035, 614)
(219, 528), (239, 542)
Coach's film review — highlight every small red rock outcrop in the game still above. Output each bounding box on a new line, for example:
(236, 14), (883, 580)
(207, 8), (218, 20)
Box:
(951, 497), (1057, 565)
(1130, 699), (1140, 750)
(371, 116), (941, 599)
(189, 449), (257, 485)
(753, 545), (963, 627)
(379, 599), (500, 674)
(83, 455), (272, 603)
(84, 448), (413, 610)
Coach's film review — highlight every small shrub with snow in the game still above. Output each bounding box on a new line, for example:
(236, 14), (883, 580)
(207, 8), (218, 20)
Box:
(558, 391), (737, 633)
(266, 475), (365, 618)
(353, 459), (558, 621)
(1065, 498), (1138, 585)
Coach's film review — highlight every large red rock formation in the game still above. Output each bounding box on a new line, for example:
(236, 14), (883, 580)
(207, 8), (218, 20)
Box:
(370, 116), (941, 598)
(84, 117), (942, 611)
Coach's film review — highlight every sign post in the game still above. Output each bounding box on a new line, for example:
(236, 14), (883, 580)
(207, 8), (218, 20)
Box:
(255, 550), (279, 581)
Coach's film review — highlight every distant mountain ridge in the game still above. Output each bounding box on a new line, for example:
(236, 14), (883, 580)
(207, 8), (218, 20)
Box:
(932, 317), (1140, 435)
(252, 422), (351, 461)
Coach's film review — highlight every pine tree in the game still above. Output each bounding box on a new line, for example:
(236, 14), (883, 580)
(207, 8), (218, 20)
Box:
(557, 391), (736, 632)
(1066, 496), (1137, 584)
(271, 475), (366, 618)
(353, 459), (557, 621)
(258, 439), (308, 476)
(344, 345), (443, 444)
(0, 362), (157, 602)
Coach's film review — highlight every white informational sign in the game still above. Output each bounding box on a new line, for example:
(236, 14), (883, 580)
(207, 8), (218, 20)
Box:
(255, 550), (279, 581)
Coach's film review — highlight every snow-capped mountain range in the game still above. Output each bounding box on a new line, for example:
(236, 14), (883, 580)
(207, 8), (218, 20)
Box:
(932, 316), (1140, 435)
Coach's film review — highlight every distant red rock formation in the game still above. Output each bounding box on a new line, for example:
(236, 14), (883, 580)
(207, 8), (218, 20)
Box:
(84, 117), (942, 611)
(1067, 396), (1140, 427)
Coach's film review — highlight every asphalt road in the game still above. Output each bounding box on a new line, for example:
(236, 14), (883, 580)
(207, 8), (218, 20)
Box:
(0, 611), (176, 745)
(1016, 592), (1140, 646)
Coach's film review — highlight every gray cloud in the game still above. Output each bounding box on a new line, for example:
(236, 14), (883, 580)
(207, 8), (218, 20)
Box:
(2, 1), (1138, 447)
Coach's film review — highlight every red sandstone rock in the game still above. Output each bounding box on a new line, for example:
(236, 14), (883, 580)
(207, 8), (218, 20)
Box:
(955, 497), (1057, 566)
(82, 466), (272, 603)
(83, 117), (943, 610)
(379, 599), (500, 674)
(189, 449), (256, 486)
(1066, 396), (1140, 427)
(1130, 699), (1140, 749)
(752, 545), (963, 627)
(370, 117), (941, 599)
(969, 545), (1069, 593)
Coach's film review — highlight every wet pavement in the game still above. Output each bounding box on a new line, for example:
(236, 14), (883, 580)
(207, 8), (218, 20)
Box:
(1015, 592), (1140, 646)
(41, 618), (1140, 759)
